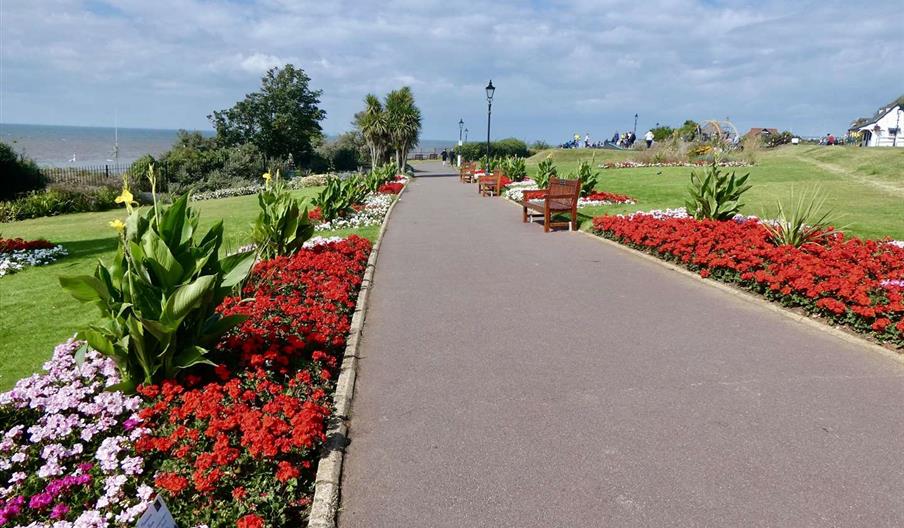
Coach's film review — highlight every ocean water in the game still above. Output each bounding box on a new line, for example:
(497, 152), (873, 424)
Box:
(1, 123), (207, 167)
(0, 123), (456, 167)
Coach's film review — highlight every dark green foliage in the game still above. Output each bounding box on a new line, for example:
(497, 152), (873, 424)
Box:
(685, 161), (752, 220)
(209, 64), (326, 166)
(455, 138), (529, 161)
(764, 130), (795, 148)
(0, 142), (46, 200)
(312, 132), (367, 172)
(0, 186), (120, 222)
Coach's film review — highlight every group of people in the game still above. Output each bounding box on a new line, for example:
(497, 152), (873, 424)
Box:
(561, 130), (656, 149)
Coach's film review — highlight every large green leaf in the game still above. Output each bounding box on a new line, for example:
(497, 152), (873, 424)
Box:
(59, 275), (111, 304)
(219, 251), (255, 291)
(172, 345), (216, 370)
(162, 274), (216, 324)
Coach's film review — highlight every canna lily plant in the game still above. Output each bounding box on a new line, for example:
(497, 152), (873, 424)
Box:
(251, 169), (314, 260)
(59, 165), (255, 392)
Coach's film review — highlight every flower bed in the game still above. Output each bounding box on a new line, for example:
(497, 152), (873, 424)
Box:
(2, 236), (374, 527)
(600, 160), (750, 169)
(378, 182), (404, 194)
(504, 182), (635, 207)
(592, 213), (904, 346)
(315, 193), (394, 231)
(0, 238), (67, 277)
(138, 236), (371, 527)
(0, 340), (153, 527)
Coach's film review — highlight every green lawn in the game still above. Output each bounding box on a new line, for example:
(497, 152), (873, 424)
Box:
(528, 145), (904, 240)
(0, 189), (380, 390)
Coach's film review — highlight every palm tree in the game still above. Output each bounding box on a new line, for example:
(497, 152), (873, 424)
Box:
(355, 94), (388, 167)
(385, 87), (422, 170)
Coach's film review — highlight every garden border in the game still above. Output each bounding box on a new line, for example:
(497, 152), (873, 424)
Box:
(576, 229), (904, 365)
(307, 181), (409, 528)
(501, 196), (904, 366)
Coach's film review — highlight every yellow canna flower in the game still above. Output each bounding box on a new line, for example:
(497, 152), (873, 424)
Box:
(115, 187), (137, 213)
(262, 171), (272, 184)
(109, 218), (126, 232)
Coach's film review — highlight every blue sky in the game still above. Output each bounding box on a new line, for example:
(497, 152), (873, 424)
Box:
(1, 0), (902, 142)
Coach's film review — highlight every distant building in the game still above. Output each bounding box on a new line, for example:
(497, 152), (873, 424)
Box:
(745, 127), (779, 138)
(848, 96), (904, 147)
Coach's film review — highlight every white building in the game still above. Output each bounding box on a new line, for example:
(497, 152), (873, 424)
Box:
(848, 96), (904, 147)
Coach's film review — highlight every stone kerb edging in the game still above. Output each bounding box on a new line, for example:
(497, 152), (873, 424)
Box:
(499, 195), (904, 366)
(307, 180), (409, 528)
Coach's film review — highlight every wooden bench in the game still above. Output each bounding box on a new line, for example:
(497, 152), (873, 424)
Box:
(520, 178), (580, 232)
(459, 162), (476, 183)
(477, 169), (506, 196)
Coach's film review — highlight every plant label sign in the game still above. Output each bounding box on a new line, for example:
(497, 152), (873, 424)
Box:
(137, 496), (177, 528)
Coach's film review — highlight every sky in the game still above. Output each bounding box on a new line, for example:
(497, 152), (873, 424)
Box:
(1, 0), (902, 143)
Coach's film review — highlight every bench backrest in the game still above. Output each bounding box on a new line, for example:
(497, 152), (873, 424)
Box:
(547, 178), (580, 209)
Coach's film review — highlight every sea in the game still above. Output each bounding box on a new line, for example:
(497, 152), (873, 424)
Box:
(1, 123), (456, 167)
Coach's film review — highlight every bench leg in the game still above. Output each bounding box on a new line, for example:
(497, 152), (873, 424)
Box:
(544, 209), (550, 232)
(522, 205), (528, 223)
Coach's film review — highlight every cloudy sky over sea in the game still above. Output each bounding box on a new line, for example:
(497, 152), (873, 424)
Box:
(1, 0), (902, 142)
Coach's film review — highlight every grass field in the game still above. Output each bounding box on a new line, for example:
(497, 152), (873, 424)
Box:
(529, 145), (904, 240)
(0, 188), (380, 390)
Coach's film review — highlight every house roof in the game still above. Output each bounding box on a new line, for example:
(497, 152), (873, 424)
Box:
(745, 127), (778, 137)
(849, 95), (904, 130)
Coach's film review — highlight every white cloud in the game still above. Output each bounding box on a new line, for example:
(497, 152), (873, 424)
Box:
(1, 0), (902, 140)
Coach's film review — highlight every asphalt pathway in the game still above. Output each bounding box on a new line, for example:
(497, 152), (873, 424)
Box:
(339, 162), (904, 527)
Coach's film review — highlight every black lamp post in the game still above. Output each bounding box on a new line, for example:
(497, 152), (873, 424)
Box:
(485, 80), (495, 164)
(458, 118), (464, 167)
(464, 128), (469, 142)
(633, 113), (638, 135)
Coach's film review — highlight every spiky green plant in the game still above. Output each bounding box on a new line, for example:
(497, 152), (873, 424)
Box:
(762, 187), (841, 247)
(573, 159), (599, 197)
(685, 161), (752, 220)
(506, 156), (527, 181)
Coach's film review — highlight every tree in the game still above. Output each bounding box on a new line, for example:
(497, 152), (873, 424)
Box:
(209, 64), (326, 166)
(384, 87), (422, 169)
(0, 142), (45, 200)
(354, 94), (389, 167)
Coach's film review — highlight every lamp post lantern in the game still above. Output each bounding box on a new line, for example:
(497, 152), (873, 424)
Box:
(464, 128), (469, 142)
(633, 113), (638, 135)
(458, 118), (464, 167)
(485, 80), (495, 166)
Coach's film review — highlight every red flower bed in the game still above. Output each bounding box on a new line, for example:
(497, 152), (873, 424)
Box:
(378, 182), (404, 194)
(591, 215), (904, 346)
(138, 236), (372, 526)
(585, 191), (635, 204)
(307, 207), (323, 222)
(0, 237), (54, 253)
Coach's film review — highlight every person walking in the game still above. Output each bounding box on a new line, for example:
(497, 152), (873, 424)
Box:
(645, 130), (654, 148)
(441, 149), (448, 166)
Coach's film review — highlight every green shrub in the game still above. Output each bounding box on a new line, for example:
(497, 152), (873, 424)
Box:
(535, 157), (557, 189)
(685, 161), (752, 220)
(455, 138), (529, 161)
(0, 186), (121, 222)
(0, 142), (46, 200)
(59, 175), (254, 392)
(251, 171), (314, 259)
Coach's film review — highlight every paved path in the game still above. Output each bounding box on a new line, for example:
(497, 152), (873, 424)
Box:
(339, 162), (904, 527)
